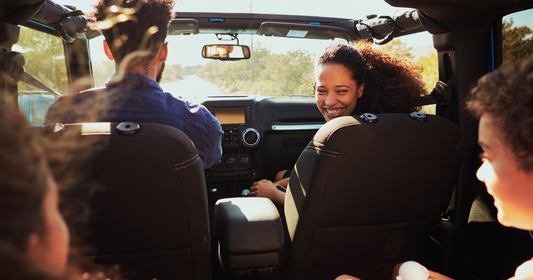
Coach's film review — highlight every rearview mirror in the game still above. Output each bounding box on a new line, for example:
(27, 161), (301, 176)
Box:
(202, 45), (250, 60)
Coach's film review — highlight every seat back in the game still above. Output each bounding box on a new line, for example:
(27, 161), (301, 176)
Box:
(284, 113), (463, 280)
(60, 122), (210, 280)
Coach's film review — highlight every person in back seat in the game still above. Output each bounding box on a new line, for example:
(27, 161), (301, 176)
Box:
(45, 0), (223, 169)
(250, 41), (428, 204)
(1, 108), (69, 280)
(337, 57), (533, 280)
(425, 57), (533, 280)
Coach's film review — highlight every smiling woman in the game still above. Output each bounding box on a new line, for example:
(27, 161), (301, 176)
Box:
(315, 41), (427, 116)
(250, 40), (428, 203)
(315, 63), (363, 121)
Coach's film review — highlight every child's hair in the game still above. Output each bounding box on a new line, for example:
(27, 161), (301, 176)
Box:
(467, 57), (533, 171)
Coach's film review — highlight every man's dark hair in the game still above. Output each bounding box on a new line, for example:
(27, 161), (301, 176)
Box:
(90, 0), (175, 65)
(467, 56), (533, 171)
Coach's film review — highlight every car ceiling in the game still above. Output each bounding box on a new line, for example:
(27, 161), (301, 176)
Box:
(2, 0), (533, 40)
(386, 0), (533, 33)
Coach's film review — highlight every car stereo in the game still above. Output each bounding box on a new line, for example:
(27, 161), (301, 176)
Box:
(212, 106), (251, 126)
(207, 105), (259, 148)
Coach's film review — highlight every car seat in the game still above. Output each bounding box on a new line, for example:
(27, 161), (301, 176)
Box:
(50, 122), (211, 280)
(283, 113), (463, 280)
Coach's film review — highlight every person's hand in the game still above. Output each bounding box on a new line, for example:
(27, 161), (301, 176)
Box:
(428, 270), (454, 280)
(250, 179), (277, 200)
(249, 179), (286, 205)
(335, 275), (360, 280)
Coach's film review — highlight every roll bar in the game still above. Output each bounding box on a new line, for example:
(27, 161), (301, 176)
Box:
(355, 9), (422, 45)
(30, 0), (87, 43)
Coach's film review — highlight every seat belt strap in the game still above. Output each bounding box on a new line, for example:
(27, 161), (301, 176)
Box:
(15, 71), (62, 97)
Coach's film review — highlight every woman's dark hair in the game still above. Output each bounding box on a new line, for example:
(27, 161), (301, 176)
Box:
(315, 41), (427, 114)
(0, 99), (111, 279)
(467, 57), (533, 171)
(0, 106), (49, 252)
(0, 101), (61, 279)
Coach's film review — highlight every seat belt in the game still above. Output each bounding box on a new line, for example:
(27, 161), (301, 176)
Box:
(0, 51), (62, 97)
(16, 71), (62, 97)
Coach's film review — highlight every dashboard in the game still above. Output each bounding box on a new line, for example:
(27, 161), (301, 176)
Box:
(202, 96), (325, 199)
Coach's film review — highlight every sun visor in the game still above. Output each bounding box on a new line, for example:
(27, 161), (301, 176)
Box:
(257, 22), (358, 41)
(169, 18), (200, 35)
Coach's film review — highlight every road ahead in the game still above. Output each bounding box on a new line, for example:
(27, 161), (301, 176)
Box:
(160, 75), (223, 104)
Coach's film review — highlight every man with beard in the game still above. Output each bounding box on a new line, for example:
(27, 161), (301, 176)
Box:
(45, 0), (223, 169)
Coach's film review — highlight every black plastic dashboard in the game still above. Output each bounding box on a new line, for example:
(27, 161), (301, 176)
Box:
(202, 95), (324, 198)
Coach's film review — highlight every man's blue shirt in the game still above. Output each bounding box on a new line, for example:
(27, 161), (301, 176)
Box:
(45, 72), (223, 169)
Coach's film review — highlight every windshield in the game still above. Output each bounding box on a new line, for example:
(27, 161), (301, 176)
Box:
(89, 34), (349, 102)
(89, 32), (436, 103)
(61, 0), (436, 103)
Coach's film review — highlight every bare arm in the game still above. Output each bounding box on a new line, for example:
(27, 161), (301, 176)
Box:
(275, 169), (289, 181)
(274, 177), (290, 189)
(428, 270), (454, 280)
(335, 275), (361, 280)
(250, 179), (286, 205)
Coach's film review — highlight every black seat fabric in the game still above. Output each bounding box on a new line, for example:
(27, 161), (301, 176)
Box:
(284, 113), (463, 280)
(60, 122), (210, 280)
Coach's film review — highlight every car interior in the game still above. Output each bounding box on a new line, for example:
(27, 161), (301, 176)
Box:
(1, 0), (533, 279)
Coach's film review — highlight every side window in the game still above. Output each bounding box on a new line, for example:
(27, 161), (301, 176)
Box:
(502, 9), (533, 65)
(89, 36), (115, 87)
(14, 26), (68, 125)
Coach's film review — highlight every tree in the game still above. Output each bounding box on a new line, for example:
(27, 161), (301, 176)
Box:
(502, 19), (533, 65)
(379, 39), (414, 59)
(200, 44), (314, 96)
(415, 52), (438, 92)
(17, 27), (69, 94)
(380, 39), (437, 93)
(160, 64), (185, 84)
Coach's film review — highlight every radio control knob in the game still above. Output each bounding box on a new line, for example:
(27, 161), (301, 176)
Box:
(225, 156), (236, 167)
(242, 128), (260, 147)
(239, 156), (250, 166)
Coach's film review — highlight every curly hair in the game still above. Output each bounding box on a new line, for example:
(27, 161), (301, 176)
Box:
(0, 107), (49, 252)
(0, 100), (117, 280)
(315, 41), (427, 115)
(467, 57), (533, 171)
(89, 0), (176, 65)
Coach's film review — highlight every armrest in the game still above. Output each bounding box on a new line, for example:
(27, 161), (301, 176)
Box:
(215, 197), (284, 271)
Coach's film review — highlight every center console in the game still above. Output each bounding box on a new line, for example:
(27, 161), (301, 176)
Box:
(203, 98), (261, 185)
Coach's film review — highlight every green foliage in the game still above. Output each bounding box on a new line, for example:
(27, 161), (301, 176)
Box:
(380, 39), (438, 93)
(199, 45), (314, 96)
(502, 19), (533, 65)
(17, 27), (68, 95)
(184, 65), (202, 76)
(415, 52), (438, 92)
(160, 64), (186, 84)
(380, 39), (414, 59)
